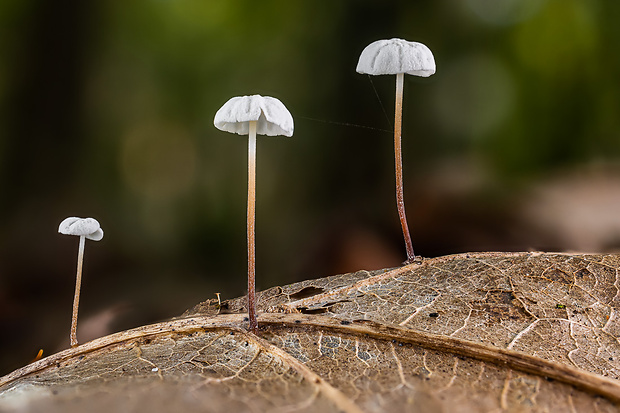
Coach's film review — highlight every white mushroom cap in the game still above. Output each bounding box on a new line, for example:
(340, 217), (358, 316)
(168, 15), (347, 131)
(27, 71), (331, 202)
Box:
(356, 38), (436, 77)
(214, 95), (294, 137)
(59, 217), (104, 241)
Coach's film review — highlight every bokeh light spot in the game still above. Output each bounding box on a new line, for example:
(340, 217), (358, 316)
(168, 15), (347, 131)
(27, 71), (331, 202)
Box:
(512, 0), (598, 79)
(466, 0), (545, 26)
(121, 122), (197, 200)
(431, 54), (516, 140)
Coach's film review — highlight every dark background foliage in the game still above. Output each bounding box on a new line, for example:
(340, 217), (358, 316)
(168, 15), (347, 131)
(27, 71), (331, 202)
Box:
(1, 0), (620, 374)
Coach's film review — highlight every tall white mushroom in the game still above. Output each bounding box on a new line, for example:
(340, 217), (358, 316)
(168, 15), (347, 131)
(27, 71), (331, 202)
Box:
(58, 217), (104, 347)
(214, 95), (294, 334)
(356, 38), (435, 263)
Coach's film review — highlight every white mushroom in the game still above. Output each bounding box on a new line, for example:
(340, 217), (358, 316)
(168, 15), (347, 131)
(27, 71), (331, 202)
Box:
(214, 95), (294, 334)
(58, 217), (104, 347)
(357, 38), (436, 263)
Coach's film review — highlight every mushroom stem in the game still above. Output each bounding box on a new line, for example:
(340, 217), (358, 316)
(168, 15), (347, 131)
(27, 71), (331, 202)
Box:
(394, 72), (415, 263)
(247, 120), (258, 334)
(70, 235), (85, 347)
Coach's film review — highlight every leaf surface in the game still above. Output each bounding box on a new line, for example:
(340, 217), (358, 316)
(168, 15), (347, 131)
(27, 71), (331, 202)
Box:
(2, 252), (620, 412)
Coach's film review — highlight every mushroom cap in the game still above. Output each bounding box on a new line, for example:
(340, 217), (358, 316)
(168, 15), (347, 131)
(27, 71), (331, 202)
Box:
(356, 38), (436, 77)
(214, 95), (294, 137)
(58, 217), (104, 241)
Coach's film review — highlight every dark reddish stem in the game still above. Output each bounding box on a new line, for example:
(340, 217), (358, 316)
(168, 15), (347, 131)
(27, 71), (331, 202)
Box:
(394, 72), (415, 263)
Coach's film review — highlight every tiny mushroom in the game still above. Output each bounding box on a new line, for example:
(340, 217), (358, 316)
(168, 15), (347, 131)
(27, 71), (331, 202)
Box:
(357, 38), (435, 263)
(214, 95), (294, 334)
(58, 217), (104, 347)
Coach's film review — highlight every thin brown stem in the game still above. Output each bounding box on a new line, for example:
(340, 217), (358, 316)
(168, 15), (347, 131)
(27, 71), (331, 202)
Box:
(394, 72), (415, 262)
(247, 120), (258, 334)
(70, 235), (85, 347)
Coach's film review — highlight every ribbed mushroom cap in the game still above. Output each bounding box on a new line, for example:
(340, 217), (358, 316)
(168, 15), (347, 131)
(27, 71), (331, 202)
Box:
(58, 217), (104, 241)
(356, 38), (436, 77)
(214, 95), (294, 137)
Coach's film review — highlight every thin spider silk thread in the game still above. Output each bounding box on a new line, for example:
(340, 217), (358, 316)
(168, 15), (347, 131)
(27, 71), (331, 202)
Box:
(296, 75), (394, 135)
(367, 74), (393, 129)
(296, 116), (391, 134)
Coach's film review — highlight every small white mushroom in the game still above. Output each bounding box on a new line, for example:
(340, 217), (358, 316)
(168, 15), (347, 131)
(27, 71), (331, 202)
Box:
(58, 217), (104, 347)
(214, 95), (293, 334)
(357, 38), (436, 263)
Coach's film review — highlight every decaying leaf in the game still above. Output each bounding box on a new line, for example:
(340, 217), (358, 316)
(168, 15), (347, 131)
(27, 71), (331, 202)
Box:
(2, 252), (620, 412)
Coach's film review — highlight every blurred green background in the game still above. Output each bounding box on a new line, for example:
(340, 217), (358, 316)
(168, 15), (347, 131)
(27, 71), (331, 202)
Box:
(2, 0), (620, 374)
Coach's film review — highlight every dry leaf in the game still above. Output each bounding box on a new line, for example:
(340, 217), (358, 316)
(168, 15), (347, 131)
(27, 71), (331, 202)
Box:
(2, 252), (620, 412)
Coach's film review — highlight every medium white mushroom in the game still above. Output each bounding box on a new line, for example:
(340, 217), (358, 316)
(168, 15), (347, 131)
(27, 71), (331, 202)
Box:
(356, 38), (435, 263)
(58, 217), (104, 347)
(214, 95), (294, 334)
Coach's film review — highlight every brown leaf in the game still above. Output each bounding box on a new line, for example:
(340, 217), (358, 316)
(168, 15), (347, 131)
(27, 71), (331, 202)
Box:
(2, 252), (620, 412)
